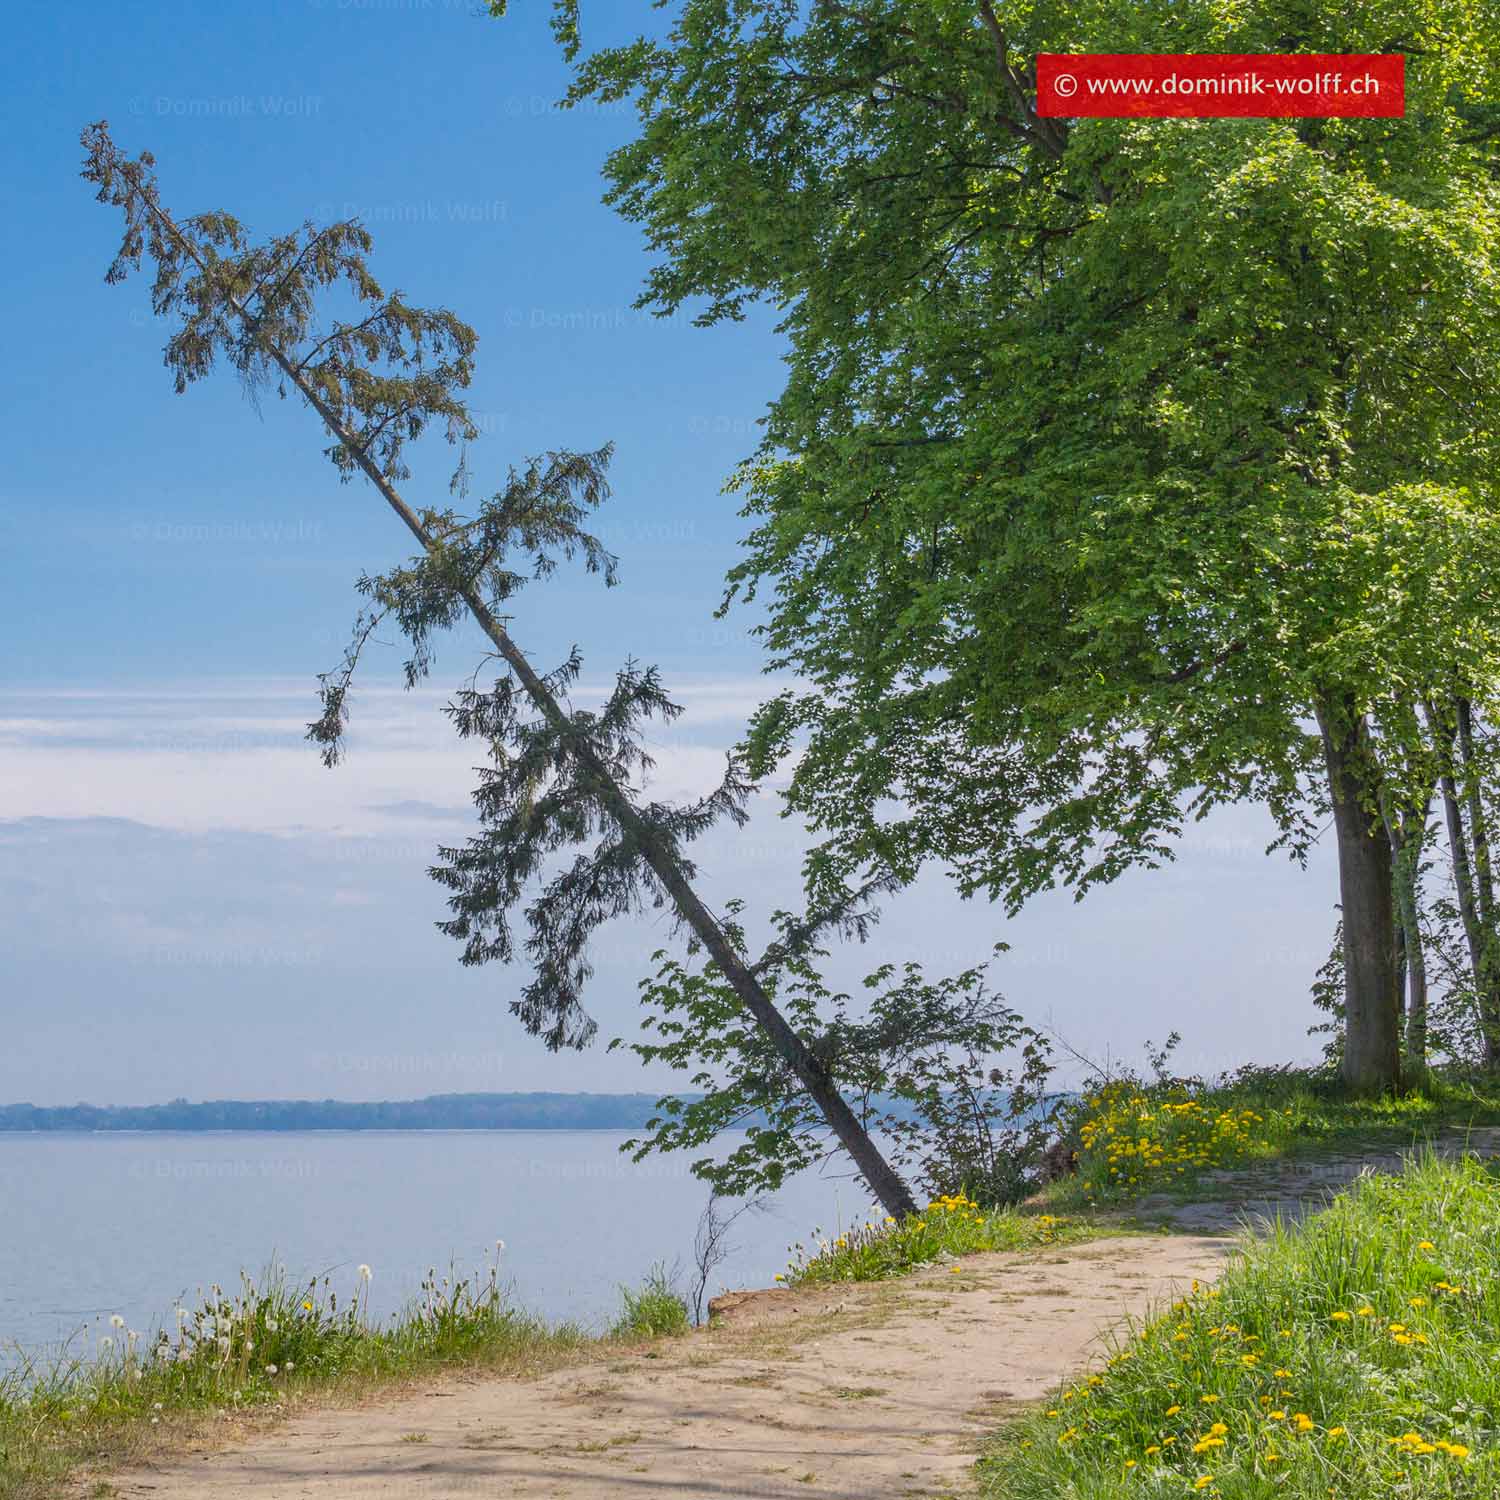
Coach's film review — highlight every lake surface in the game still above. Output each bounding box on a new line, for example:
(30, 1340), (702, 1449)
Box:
(0, 1131), (878, 1363)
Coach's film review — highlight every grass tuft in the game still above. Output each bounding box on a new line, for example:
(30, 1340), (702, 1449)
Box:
(611, 1265), (691, 1340)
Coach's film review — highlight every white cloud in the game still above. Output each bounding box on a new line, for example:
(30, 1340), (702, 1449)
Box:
(0, 676), (765, 836)
(0, 677), (1345, 1103)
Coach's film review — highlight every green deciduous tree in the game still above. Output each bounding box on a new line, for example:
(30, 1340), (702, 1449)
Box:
(548, 0), (1500, 1093)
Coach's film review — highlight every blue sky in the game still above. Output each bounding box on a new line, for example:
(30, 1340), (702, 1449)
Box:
(0, 1), (1342, 1106)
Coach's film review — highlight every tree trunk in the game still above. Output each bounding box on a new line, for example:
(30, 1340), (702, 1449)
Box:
(286, 362), (918, 1218)
(127, 181), (921, 1222)
(1317, 700), (1401, 1093)
(1456, 699), (1500, 1062)
(1427, 699), (1500, 1065)
(1385, 813), (1428, 1075)
(1393, 912), (1409, 1047)
(1457, 699), (1497, 933)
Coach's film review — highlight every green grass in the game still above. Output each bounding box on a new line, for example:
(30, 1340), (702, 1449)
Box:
(610, 1265), (690, 1340)
(980, 1152), (1500, 1498)
(780, 1191), (1094, 1286)
(0, 1252), (684, 1500)
(1192, 1066), (1500, 1155)
(1043, 1066), (1500, 1210)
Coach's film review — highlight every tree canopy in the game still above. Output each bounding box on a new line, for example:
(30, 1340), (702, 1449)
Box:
(553, 0), (1500, 1088)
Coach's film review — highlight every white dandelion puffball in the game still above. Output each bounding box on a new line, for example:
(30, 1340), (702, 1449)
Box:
(495, 1239), (506, 1253)
(358, 1264), (372, 1282)
(109, 1314), (126, 1330)
(265, 1363), (278, 1376)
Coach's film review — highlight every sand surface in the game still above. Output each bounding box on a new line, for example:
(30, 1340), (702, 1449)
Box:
(101, 1233), (1231, 1500)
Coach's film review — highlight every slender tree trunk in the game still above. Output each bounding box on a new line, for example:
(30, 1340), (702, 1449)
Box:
(1393, 911), (1409, 1046)
(1458, 700), (1497, 920)
(1457, 700), (1500, 1052)
(287, 358), (918, 1218)
(1384, 810), (1429, 1075)
(1427, 699), (1500, 1065)
(132, 187), (921, 1220)
(1317, 699), (1401, 1093)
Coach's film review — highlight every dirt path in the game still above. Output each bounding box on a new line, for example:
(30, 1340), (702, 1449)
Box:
(103, 1234), (1231, 1500)
(1136, 1127), (1500, 1233)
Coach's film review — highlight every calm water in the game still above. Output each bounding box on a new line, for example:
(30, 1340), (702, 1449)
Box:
(0, 1131), (876, 1362)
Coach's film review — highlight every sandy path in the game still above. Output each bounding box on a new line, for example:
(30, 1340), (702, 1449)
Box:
(104, 1233), (1231, 1500)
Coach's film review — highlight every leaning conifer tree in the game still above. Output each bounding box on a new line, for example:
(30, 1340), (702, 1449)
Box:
(81, 120), (919, 1219)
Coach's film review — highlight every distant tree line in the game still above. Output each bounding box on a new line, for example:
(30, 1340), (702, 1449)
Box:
(0, 1093), (684, 1133)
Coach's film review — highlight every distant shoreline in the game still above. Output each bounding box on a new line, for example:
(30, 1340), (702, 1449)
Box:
(0, 1092), (689, 1134)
